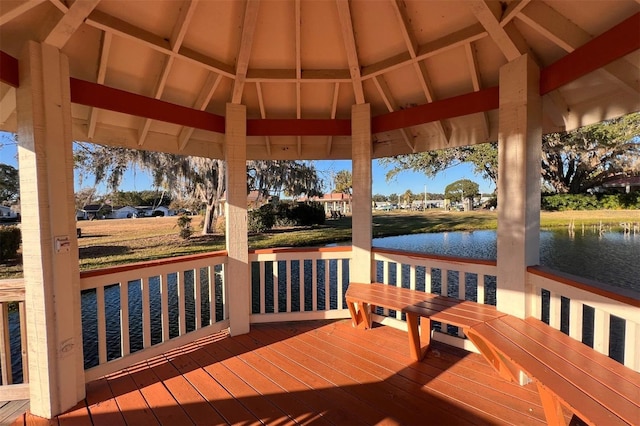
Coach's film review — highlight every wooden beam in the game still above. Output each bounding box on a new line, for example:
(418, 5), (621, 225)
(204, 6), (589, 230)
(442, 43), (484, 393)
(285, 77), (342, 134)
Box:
(468, 0), (522, 61)
(390, 0), (418, 58)
(70, 77), (226, 133)
(247, 118), (351, 136)
(373, 75), (415, 152)
(518, 2), (639, 94)
(372, 86), (499, 134)
(170, 0), (198, 52)
(231, 0), (260, 104)
(465, 42), (490, 139)
(362, 23), (487, 79)
(86, 9), (235, 78)
(138, 55), (175, 145)
(0, 51), (19, 87)
(0, 0), (46, 26)
(336, 0), (364, 104)
(499, 0), (531, 27)
(326, 82), (340, 156)
(540, 12), (640, 95)
(255, 81), (271, 156)
(43, 0), (100, 49)
(88, 31), (111, 139)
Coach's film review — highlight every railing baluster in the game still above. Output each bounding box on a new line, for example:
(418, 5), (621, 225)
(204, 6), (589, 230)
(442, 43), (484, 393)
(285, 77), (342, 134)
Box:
(161, 275), (169, 342)
(325, 260), (331, 311)
(260, 262), (266, 314)
(273, 262), (279, 314)
(441, 269), (449, 297)
(142, 277), (151, 349)
(312, 259), (318, 311)
(409, 264), (416, 291)
(120, 282), (130, 357)
(286, 260), (292, 313)
(195, 269), (201, 330)
(395, 263), (402, 319)
(96, 285), (107, 364)
(477, 274), (485, 304)
(425, 267), (432, 293)
(593, 309), (610, 355)
(569, 298), (583, 342)
(178, 271), (186, 336)
(0, 302), (11, 385)
(337, 259), (344, 309)
(458, 273), (466, 337)
(208, 265), (214, 325)
(624, 320), (639, 370)
(549, 290), (561, 330)
(221, 263), (227, 320)
(19, 301), (28, 383)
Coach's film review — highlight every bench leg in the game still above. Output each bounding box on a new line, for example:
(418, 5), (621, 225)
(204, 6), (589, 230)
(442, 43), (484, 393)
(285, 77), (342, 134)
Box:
(406, 313), (424, 361)
(536, 382), (566, 426)
(346, 300), (372, 329)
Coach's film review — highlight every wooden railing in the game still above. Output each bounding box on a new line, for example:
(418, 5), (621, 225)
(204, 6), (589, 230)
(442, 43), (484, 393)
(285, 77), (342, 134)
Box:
(0, 279), (29, 401)
(79, 251), (228, 382)
(527, 266), (640, 373)
(249, 247), (353, 323)
(372, 247), (498, 351)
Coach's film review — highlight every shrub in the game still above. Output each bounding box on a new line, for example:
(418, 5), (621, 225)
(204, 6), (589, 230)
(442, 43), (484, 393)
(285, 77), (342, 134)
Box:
(176, 214), (193, 239)
(541, 193), (640, 211)
(0, 226), (21, 262)
(248, 204), (276, 233)
(288, 202), (325, 226)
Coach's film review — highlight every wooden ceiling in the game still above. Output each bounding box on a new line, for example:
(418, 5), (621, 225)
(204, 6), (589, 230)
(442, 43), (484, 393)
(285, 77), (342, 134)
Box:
(0, 0), (638, 160)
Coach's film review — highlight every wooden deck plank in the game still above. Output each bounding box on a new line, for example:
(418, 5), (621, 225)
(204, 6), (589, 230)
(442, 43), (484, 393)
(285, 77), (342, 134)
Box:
(84, 378), (126, 426)
(189, 338), (295, 425)
(9, 320), (565, 426)
(148, 354), (228, 426)
(56, 402), (91, 426)
(0, 400), (28, 425)
(105, 368), (160, 425)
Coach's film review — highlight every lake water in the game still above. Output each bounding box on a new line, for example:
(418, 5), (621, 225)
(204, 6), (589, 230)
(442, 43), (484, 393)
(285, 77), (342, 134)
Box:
(372, 229), (640, 291)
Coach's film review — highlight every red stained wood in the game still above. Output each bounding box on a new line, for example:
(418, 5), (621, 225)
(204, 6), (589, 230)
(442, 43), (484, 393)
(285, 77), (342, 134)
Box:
(247, 118), (351, 136)
(84, 378), (126, 426)
(0, 51), (18, 87)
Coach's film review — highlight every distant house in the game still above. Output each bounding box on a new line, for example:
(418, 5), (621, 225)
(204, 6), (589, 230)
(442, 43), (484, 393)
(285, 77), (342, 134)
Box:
(79, 204), (112, 220)
(151, 206), (175, 217)
(306, 193), (351, 215)
(108, 206), (139, 219)
(0, 205), (19, 221)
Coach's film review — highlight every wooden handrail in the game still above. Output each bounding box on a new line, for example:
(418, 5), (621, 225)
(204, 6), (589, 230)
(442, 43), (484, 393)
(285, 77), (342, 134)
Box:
(0, 279), (25, 302)
(372, 247), (497, 267)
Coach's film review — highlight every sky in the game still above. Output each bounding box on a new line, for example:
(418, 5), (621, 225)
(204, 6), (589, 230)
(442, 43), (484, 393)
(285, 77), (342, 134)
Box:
(1, 131), (494, 197)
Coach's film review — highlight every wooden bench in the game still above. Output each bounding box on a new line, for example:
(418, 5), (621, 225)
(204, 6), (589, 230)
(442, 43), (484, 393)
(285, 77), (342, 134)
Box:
(345, 282), (640, 426)
(345, 282), (505, 360)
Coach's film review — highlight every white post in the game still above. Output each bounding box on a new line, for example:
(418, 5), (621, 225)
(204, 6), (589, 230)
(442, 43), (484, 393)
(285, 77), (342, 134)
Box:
(16, 41), (85, 418)
(351, 103), (372, 283)
(225, 103), (250, 335)
(496, 54), (542, 318)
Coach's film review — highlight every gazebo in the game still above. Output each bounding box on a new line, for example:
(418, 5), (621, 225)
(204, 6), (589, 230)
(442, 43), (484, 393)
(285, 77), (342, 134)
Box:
(0, 0), (638, 422)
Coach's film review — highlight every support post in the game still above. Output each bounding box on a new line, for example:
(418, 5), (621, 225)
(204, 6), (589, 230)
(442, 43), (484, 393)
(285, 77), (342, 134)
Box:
(496, 54), (542, 318)
(225, 103), (250, 335)
(16, 41), (85, 418)
(351, 103), (372, 283)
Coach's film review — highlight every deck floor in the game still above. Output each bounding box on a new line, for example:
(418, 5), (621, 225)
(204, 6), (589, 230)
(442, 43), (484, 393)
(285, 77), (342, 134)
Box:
(10, 319), (569, 425)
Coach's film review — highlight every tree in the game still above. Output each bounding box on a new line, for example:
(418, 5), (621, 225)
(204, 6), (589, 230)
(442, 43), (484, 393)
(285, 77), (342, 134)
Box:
(402, 189), (414, 205)
(74, 143), (323, 234)
(541, 113), (640, 193)
(0, 164), (19, 205)
(334, 170), (352, 194)
(445, 179), (479, 205)
(75, 187), (98, 210)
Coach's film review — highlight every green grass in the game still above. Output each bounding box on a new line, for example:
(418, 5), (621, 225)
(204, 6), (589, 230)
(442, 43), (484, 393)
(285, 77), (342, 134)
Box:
(1, 209), (638, 278)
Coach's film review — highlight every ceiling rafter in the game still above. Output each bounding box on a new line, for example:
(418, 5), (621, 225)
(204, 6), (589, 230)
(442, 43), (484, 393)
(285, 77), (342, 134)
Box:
(336, 0), (365, 104)
(48, 0), (67, 13)
(468, 0), (522, 61)
(0, 0), (46, 26)
(326, 83), (340, 156)
(464, 42), (490, 140)
(255, 82), (271, 156)
(361, 23), (488, 79)
(87, 31), (112, 139)
(499, 0), (531, 27)
(414, 61), (451, 142)
(517, 1), (639, 94)
(390, 0), (418, 58)
(43, 0), (100, 49)
(138, 0), (198, 146)
(85, 10), (235, 78)
(178, 72), (222, 151)
(231, 0), (260, 104)
(373, 75), (415, 152)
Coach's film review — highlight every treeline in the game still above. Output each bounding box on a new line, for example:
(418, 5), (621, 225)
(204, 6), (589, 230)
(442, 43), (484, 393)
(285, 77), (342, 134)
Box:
(541, 193), (640, 211)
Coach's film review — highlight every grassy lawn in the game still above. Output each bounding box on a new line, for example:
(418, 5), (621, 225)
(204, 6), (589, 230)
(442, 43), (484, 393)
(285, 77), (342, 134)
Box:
(1, 209), (638, 278)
